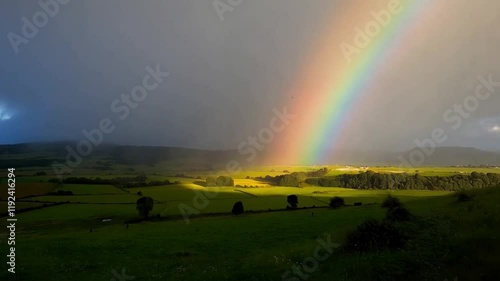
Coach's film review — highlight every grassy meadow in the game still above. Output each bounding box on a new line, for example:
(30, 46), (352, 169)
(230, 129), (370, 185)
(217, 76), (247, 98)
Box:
(1, 165), (499, 280)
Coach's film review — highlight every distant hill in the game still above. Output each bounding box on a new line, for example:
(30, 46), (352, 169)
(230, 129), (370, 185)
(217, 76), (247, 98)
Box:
(396, 147), (500, 166)
(0, 142), (499, 168)
(327, 147), (500, 166)
(0, 142), (240, 169)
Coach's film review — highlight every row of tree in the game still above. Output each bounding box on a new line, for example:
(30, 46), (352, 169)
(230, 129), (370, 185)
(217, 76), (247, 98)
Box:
(49, 175), (175, 188)
(256, 168), (330, 187)
(305, 171), (500, 191)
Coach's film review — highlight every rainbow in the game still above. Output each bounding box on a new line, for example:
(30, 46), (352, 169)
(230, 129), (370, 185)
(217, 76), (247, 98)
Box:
(267, 0), (438, 165)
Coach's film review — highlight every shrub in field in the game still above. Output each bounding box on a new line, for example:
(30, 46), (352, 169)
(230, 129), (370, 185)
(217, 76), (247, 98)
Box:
(354, 202), (362, 206)
(381, 195), (402, 210)
(231, 201), (244, 215)
(329, 196), (345, 209)
(137, 191), (143, 196)
(205, 176), (234, 187)
(136, 196), (154, 218)
(456, 191), (472, 202)
(205, 176), (217, 187)
(344, 219), (408, 252)
(307, 167), (329, 177)
(279, 174), (301, 187)
(287, 195), (298, 209)
(216, 176), (234, 186)
(386, 206), (412, 222)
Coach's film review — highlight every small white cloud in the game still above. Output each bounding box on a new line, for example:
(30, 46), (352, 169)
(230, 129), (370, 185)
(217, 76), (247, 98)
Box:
(0, 103), (14, 121)
(479, 117), (500, 134)
(1, 113), (12, 121)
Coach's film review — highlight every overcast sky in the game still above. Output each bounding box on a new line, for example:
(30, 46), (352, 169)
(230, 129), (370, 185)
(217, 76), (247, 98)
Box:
(1, 0), (499, 152)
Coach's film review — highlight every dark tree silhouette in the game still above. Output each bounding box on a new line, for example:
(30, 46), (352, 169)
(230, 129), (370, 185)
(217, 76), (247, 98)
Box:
(231, 201), (244, 215)
(329, 196), (345, 209)
(216, 176), (234, 186)
(136, 196), (154, 218)
(206, 176), (217, 187)
(381, 195), (402, 210)
(287, 195), (298, 209)
(386, 206), (412, 222)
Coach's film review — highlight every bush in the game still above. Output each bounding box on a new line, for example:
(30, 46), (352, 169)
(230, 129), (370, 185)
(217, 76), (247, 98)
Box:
(456, 192), (472, 202)
(216, 176), (234, 186)
(329, 196), (345, 209)
(344, 219), (408, 252)
(206, 176), (234, 187)
(205, 176), (217, 187)
(386, 206), (412, 222)
(231, 201), (244, 215)
(381, 195), (402, 210)
(137, 191), (143, 196)
(287, 195), (298, 208)
(279, 173), (305, 187)
(136, 196), (154, 218)
(307, 167), (329, 177)
(354, 202), (362, 206)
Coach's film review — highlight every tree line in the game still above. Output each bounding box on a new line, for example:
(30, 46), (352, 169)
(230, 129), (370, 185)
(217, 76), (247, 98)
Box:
(254, 168), (500, 191)
(48, 175), (177, 188)
(305, 171), (500, 191)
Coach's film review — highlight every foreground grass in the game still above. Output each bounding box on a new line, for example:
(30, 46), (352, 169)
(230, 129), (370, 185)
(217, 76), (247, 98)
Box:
(2, 187), (500, 280)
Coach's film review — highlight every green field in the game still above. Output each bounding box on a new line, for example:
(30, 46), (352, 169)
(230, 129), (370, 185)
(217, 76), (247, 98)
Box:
(1, 166), (499, 280)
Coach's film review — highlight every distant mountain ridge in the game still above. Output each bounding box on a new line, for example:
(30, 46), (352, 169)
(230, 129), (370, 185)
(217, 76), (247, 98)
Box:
(396, 146), (500, 166)
(0, 142), (240, 169)
(327, 147), (500, 166)
(0, 142), (499, 167)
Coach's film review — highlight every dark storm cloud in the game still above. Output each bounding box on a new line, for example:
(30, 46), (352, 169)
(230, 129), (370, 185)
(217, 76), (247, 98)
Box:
(0, 0), (499, 152)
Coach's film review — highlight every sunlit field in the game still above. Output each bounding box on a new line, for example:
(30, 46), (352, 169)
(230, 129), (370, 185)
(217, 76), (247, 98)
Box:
(1, 168), (499, 281)
(2, 164), (500, 280)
